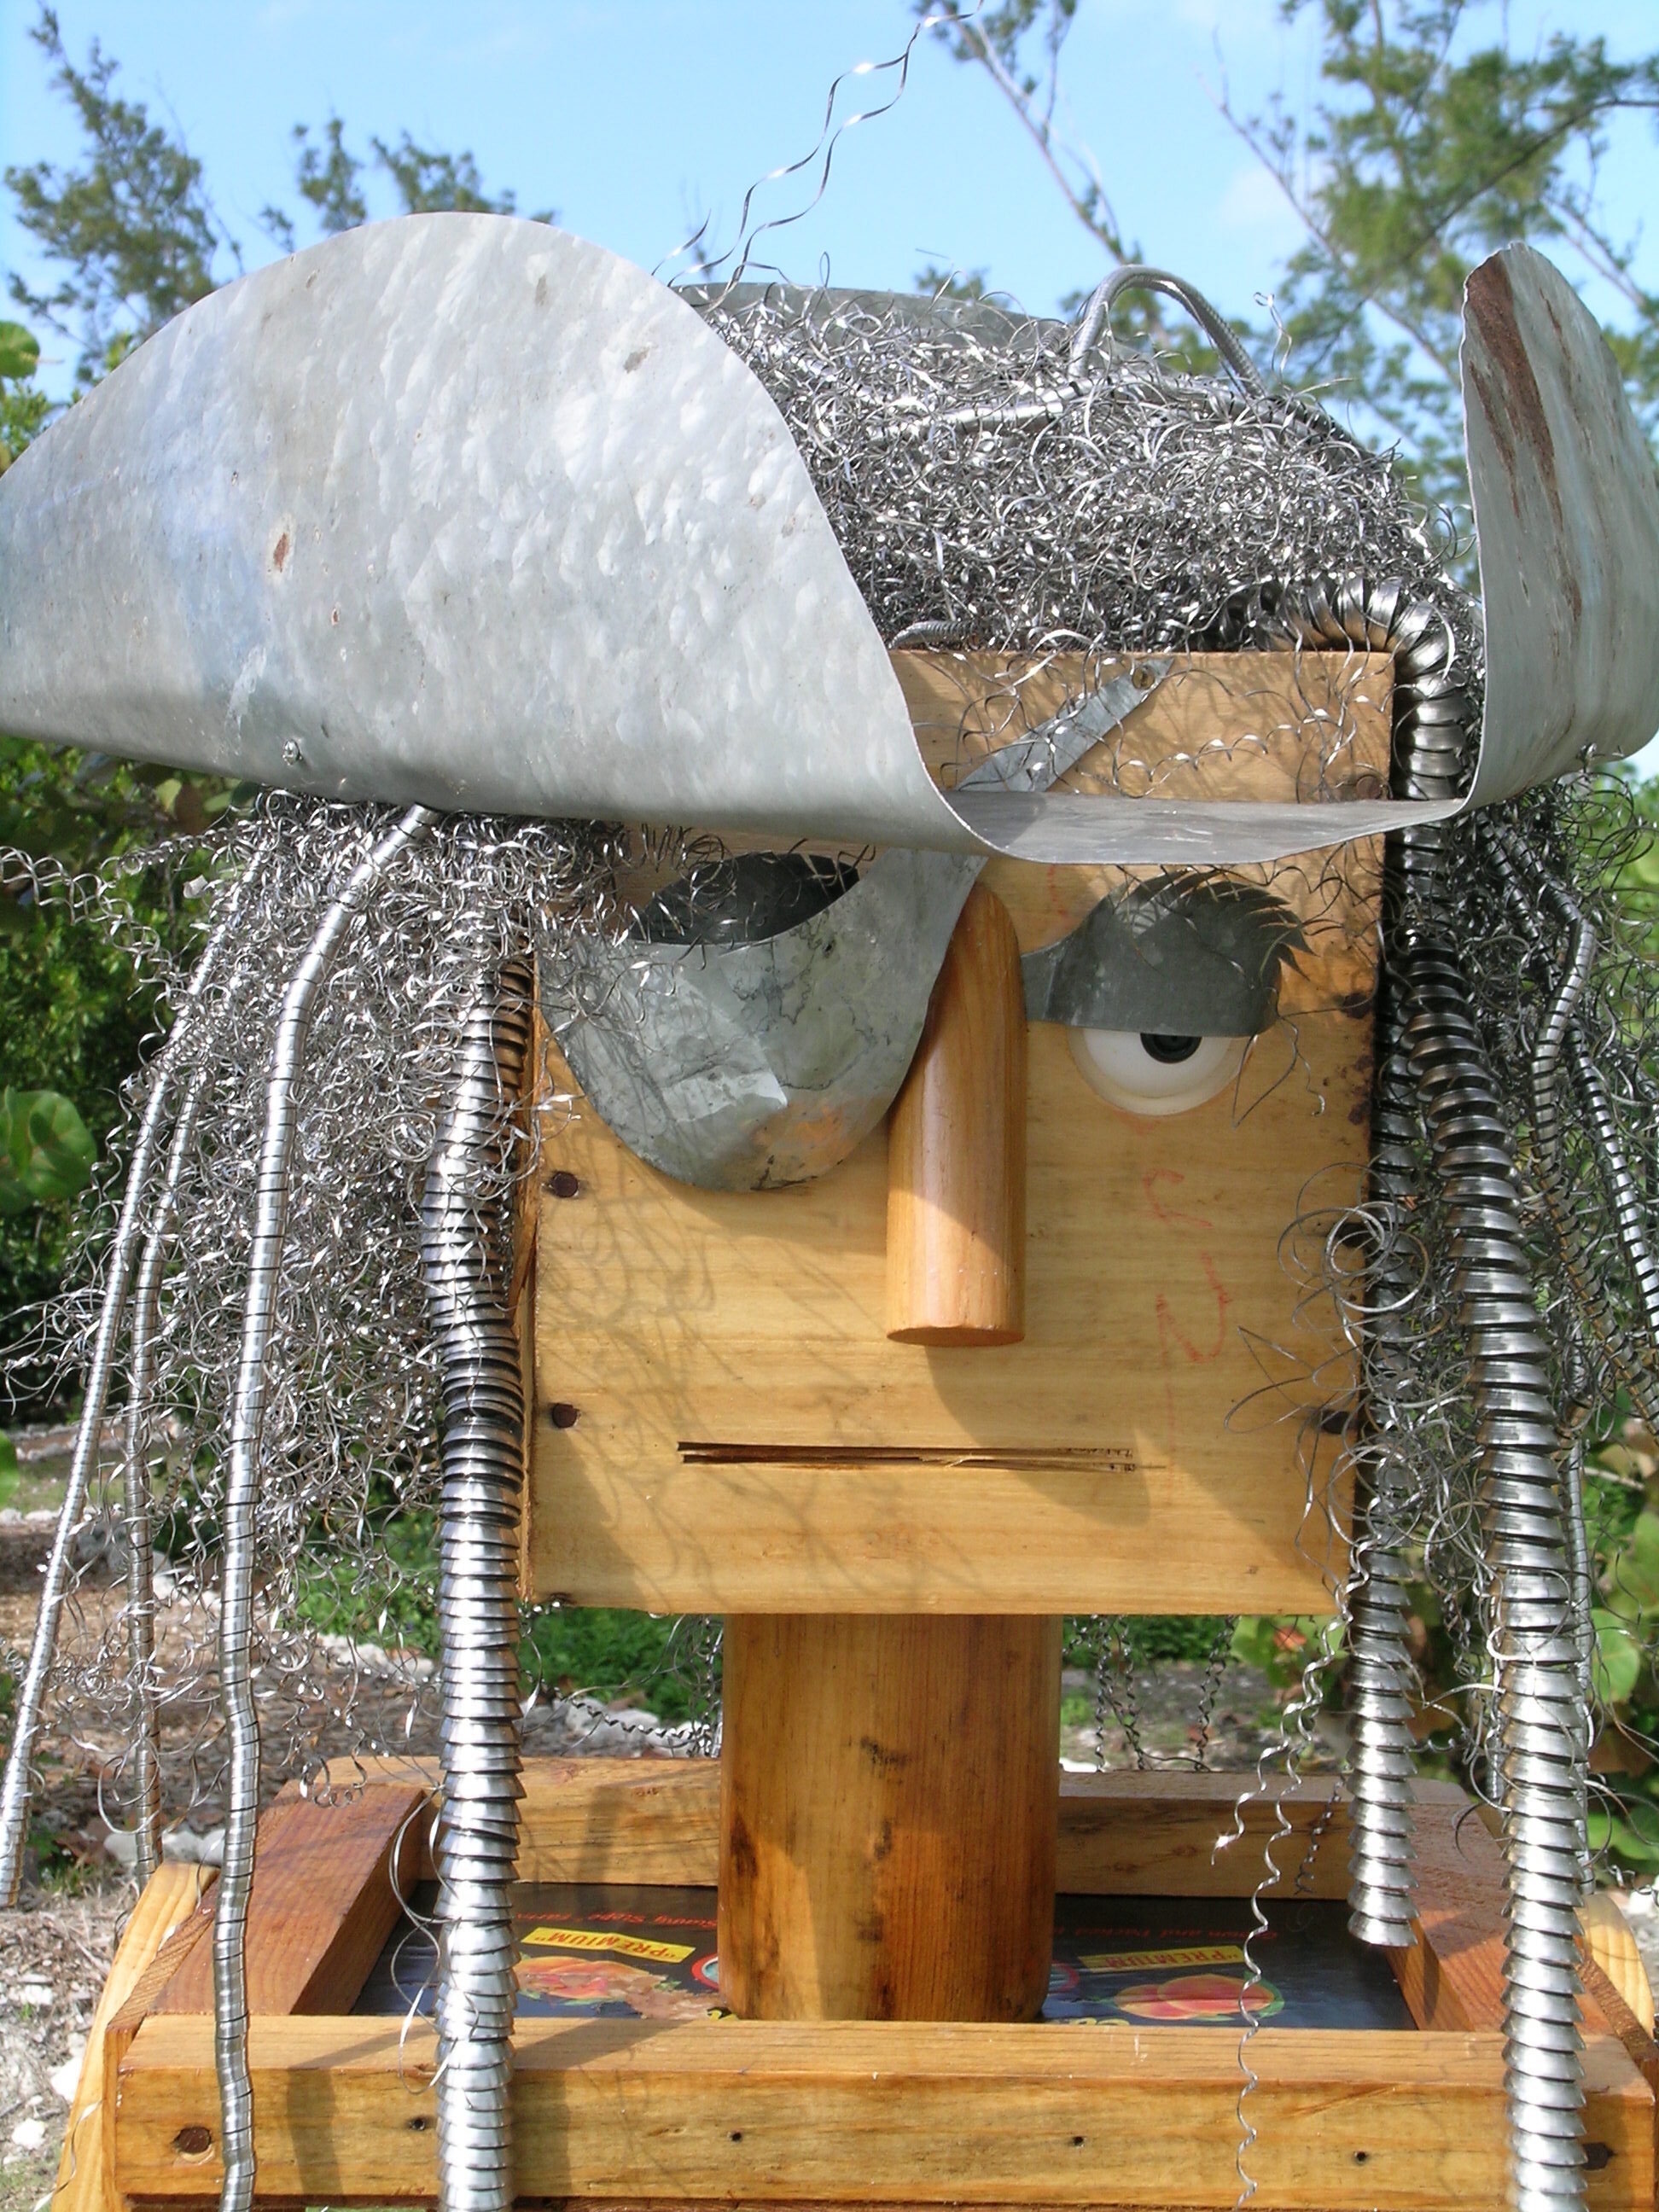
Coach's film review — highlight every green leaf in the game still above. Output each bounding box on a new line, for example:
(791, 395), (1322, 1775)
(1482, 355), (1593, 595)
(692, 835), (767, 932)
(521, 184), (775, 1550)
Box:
(0, 1086), (96, 1214)
(1594, 1609), (1644, 1707)
(0, 320), (39, 381)
(1606, 1512), (1659, 1615)
(1230, 1617), (1278, 1674)
(1590, 1800), (1659, 1869)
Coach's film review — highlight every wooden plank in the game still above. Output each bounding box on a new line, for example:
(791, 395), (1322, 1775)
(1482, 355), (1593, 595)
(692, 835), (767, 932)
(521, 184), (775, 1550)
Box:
(527, 647), (1387, 1621)
(333, 1756), (1353, 1901)
(154, 1778), (427, 2016)
(1384, 1789), (1628, 2054)
(112, 2012), (1652, 2211)
(518, 1756), (723, 1884)
(1388, 1787), (1509, 2034)
(895, 646), (1392, 1019)
(1054, 1771), (1350, 1901)
(101, 1871), (218, 2169)
(893, 649), (1394, 809)
(1583, 1891), (1657, 2037)
(530, 1014), (1367, 1616)
(51, 1863), (208, 2212)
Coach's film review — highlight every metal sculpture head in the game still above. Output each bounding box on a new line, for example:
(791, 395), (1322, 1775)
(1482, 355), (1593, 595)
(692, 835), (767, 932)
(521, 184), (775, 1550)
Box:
(3, 213), (1659, 2212)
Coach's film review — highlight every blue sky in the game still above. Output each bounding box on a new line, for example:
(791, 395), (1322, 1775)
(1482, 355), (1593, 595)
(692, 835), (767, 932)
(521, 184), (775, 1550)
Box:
(7, 0), (1656, 379)
(4, 1), (1659, 764)
(0, 0), (1330, 362)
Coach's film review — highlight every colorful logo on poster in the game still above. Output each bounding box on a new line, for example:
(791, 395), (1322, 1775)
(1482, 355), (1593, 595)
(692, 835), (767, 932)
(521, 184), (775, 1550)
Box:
(1111, 1970), (1284, 2023)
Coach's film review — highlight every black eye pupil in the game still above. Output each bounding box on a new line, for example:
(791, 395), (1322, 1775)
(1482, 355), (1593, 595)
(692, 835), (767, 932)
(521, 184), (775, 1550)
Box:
(1140, 1032), (1202, 1064)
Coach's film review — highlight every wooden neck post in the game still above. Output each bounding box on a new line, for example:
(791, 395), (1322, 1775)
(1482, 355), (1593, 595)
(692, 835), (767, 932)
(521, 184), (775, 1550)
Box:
(719, 887), (1057, 2023)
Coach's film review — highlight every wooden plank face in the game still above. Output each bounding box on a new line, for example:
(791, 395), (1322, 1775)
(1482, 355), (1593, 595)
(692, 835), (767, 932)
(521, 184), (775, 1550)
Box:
(529, 650), (1387, 1616)
(114, 2015), (1652, 2211)
(154, 1780), (426, 2017)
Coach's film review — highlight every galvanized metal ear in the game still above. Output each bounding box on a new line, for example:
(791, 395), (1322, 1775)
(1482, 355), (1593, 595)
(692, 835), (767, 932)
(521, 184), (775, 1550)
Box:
(1021, 880), (1303, 1038)
(1461, 242), (1659, 802)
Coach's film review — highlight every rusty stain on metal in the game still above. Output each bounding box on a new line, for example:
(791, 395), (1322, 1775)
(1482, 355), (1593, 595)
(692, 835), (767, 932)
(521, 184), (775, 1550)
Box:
(1462, 242), (1659, 804)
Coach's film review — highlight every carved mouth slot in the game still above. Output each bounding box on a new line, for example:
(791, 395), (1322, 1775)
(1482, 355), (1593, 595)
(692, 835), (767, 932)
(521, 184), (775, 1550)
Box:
(677, 1441), (1138, 1472)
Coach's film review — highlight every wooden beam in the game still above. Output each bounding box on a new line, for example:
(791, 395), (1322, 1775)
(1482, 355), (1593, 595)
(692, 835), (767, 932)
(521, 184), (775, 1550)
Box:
(719, 1614), (1060, 2019)
(332, 1757), (1355, 1901)
(102, 1879), (218, 2212)
(51, 1862), (209, 2212)
(112, 2012), (1652, 2211)
(153, 1779), (427, 2016)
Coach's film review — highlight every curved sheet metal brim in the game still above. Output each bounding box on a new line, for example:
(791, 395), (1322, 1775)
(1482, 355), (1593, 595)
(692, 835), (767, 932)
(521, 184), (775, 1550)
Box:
(8, 219), (1627, 859)
(0, 213), (963, 850)
(1463, 242), (1659, 802)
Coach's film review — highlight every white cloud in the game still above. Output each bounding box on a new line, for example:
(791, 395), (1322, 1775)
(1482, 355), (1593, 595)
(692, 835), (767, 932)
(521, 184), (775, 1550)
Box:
(1216, 160), (1306, 253)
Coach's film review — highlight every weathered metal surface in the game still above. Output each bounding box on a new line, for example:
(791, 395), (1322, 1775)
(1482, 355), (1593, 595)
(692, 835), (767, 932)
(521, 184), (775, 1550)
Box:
(552, 671), (1167, 1190)
(0, 217), (1433, 864)
(1, 220), (1650, 860)
(1463, 242), (1659, 801)
(554, 849), (976, 1191)
(1022, 880), (1301, 1037)
(0, 214), (958, 852)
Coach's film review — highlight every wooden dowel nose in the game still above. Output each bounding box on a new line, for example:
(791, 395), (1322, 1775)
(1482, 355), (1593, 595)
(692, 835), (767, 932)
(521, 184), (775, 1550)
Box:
(886, 884), (1026, 1345)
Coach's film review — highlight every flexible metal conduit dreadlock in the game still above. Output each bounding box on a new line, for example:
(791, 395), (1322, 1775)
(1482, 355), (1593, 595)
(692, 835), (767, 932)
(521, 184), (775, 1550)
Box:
(1278, 576), (1586, 2211)
(1481, 818), (1659, 1438)
(215, 806), (436, 2212)
(1345, 961), (1422, 1949)
(0, 859), (262, 1905)
(123, 1061), (213, 1887)
(421, 957), (534, 2212)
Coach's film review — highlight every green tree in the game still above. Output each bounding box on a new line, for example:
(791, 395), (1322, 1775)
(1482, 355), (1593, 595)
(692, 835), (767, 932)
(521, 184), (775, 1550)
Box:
(921, 2), (1659, 522)
(1220, 3), (1659, 519)
(5, 5), (234, 383)
(264, 115), (551, 248)
(0, 318), (48, 471)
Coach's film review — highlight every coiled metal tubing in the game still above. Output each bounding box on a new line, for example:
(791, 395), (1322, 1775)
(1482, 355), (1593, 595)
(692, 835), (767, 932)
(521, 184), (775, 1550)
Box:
(1479, 819), (1659, 1437)
(122, 1061), (212, 1886)
(1261, 574), (1450, 1949)
(421, 957), (534, 2212)
(214, 806), (436, 2212)
(0, 860), (261, 1906)
(1278, 575), (1587, 2209)
(1342, 967), (1422, 1947)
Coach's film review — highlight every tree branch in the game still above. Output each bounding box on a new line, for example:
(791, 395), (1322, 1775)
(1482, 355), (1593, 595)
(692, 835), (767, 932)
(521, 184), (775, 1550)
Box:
(929, 0), (1125, 259)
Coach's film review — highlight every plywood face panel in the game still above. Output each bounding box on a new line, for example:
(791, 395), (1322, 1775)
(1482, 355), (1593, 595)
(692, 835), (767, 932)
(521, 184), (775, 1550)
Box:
(529, 1007), (1373, 1615)
(528, 649), (1387, 1617)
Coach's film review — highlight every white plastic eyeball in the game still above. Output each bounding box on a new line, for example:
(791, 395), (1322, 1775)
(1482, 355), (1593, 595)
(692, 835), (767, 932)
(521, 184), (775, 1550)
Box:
(1068, 1027), (1246, 1117)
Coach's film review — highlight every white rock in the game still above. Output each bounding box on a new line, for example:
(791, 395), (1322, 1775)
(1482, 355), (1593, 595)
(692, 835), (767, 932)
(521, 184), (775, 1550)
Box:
(16, 1979), (54, 2007)
(102, 1830), (138, 1870)
(162, 1825), (224, 1866)
(23, 1507), (56, 1526)
(49, 2046), (84, 2104)
(0, 1506), (20, 1524)
(9, 2118), (46, 2151)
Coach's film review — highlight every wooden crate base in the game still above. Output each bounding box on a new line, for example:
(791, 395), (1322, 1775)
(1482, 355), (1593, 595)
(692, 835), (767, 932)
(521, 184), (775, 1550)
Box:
(100, 1760), (1657, 2212)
